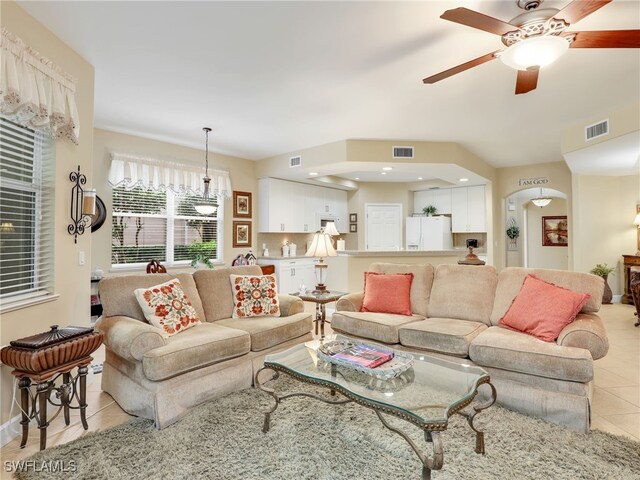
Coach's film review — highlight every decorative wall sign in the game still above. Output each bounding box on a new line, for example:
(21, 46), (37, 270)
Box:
(233, 191), (252, 218)
(518, 176), (549, 187)
(233, 221), (252, 248)
(542, 216), (568, 247)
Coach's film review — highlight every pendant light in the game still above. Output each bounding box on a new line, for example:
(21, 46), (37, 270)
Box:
(194, 127), (217, 215)
(531, 187), (552, 208)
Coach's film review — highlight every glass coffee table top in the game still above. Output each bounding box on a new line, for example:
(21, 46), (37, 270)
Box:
(262, 335), (490, 428)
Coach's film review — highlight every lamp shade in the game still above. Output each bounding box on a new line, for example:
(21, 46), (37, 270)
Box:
(634, 213), (640, 226)
(306, 232), (337, 258)
(531, 197), (552, 207)
(323, 221), (339, 236)
(194, 203), (217, 215)
(500, 35), (569, 71)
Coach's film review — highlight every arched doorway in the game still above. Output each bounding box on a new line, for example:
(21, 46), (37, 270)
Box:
(504, 188), (568, 269)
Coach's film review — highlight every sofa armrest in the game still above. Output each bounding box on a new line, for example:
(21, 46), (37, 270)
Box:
(336, 292), (364, 312)
(95, 315), (166, 362)
(278, 294), (304, 316)
(557, 313), (609, 360)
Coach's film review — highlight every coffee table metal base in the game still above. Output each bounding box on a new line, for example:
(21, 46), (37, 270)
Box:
(255, 365), (496, 480)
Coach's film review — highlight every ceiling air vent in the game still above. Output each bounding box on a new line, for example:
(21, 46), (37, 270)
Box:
(392, 146), (414, 159)
(585, 119), (609, 141)
(289, 155), (301, 168)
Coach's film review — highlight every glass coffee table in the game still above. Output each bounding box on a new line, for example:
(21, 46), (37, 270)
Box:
(255, 336), (496, 480)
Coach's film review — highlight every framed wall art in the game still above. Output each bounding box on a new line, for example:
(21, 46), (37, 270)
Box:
(233, 221), (252, 248)
(349, 213), (357, 223)
(233, 191), (252, 218)
(542, 216), (568, 247)
(349, 223), (357, 233)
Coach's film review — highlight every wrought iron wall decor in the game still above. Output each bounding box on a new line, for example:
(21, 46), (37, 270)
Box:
(68, 165), (96, 243)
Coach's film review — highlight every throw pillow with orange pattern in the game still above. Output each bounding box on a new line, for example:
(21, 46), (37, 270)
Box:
(134, 279), (200, 336)
(230, 274), (280, 318)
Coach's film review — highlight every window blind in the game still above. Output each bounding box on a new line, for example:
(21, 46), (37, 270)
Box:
(0, 118), (55, 307)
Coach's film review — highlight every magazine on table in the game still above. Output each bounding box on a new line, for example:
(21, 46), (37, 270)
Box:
(330, 344), (394, 369)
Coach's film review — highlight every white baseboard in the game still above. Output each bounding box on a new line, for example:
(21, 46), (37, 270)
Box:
(0, 414), (21, 447)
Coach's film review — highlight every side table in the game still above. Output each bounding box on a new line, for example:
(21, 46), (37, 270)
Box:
(0, 326), (103, 450)
(291, 291), (347, 337)
(630, 266), (640, 327)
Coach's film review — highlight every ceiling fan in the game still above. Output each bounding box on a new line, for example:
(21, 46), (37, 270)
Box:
(422, 0), (640, 94)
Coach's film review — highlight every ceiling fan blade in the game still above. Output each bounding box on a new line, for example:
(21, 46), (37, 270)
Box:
(570, 30), (640, 48)
(555, 0), (612, 25)
(423, 51), (500, 84)
(515, 67), (539, 95)
(441, 8), (519, 36)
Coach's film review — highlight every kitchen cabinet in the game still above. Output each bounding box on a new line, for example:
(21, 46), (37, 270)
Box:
(451, 185), (486, 232)
(258, 178), (348, 233)
(414, 189), (451, 215)
(259, 258), (316, 294)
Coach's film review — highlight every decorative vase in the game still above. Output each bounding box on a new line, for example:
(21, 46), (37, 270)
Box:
(601, 274), (613, 304)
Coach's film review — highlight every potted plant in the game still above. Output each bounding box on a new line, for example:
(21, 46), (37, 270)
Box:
(188, 240), (217, 269)
(589, 263), (615, 304)
(506, 225), (520, 248)
(422, 205), (437, 216)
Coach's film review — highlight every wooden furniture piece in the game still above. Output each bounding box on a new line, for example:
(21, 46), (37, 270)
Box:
(0, 326), (103, 450)
(90, 278), (103, 317)
(146, 259), (167, 273)
(259, 264), (275, 275)
(622, 255), (640, 305)
(293, 290), (347, 337)
(629, 266), (640, 327)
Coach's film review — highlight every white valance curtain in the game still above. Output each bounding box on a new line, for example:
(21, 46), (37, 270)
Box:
(108, 152), (232, 198)
(0, 28), (80, 144)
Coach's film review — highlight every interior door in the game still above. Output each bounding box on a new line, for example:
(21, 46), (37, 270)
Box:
(365, 204), (403, 251)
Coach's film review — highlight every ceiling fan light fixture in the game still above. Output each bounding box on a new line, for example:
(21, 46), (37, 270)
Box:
(500, 35), (569, 71)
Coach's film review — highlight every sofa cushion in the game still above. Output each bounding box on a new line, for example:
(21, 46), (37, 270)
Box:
(368, 263), (434, 317)
(230, 274), (280, 318)
(134, 279), (201, 336)
(361, 272), (413, 316)
(428, 264), (497, 325)
(100, 273), (206, 323)
(194, 266), (263, 322)
(216, 312), (311, 351)
(142, 323), (250, 381)
(331, 311), (425, 344)
(499, 274), (590, 342)
(490, 267), (604, 326)
(399, 318), (488, 357)
(469, 326), (593, 383)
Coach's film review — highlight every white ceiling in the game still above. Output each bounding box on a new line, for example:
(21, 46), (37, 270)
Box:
(18, 1), (640, 171)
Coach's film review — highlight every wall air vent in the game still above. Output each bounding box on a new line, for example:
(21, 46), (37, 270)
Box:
(289, 155), (302, 168)
(392, 146), (414, 159)
(585, 119), (609, 141)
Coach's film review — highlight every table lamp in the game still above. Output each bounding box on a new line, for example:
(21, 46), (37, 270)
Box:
(634, 207), (640, 256)
(306, 231), (337, 293)
(323, 221), (340, 248)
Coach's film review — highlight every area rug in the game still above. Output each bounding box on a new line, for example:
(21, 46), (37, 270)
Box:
(15, 379), (640, 480)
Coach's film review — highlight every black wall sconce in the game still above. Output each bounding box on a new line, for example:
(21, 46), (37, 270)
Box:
(68, 165), (96, 243)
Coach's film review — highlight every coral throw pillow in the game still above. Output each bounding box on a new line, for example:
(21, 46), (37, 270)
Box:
(230, 274), (280, 318)
(499, 274), (590, 342)
(134, 279), (200, 336)
(361, 272), (413, 316)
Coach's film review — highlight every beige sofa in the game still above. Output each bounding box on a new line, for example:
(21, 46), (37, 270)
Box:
(96, 265), (312, 428)
(332, 263), (608, 432)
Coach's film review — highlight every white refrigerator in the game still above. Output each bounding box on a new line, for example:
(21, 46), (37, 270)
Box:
(406, 216), (452, 251)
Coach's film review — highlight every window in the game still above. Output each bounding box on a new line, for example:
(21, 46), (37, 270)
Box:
(0, 118), (55, 309)
(111, 186), (221, 267)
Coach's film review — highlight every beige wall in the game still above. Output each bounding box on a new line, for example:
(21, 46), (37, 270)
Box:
(91, 129), (257, 272)
(572, 174), (638, 295)
(526, 198), (568, 270)
(0, 2), (95, 424)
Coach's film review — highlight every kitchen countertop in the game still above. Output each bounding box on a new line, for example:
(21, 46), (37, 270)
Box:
(257, 256), (316, 261)
(334, 249), (486, 257)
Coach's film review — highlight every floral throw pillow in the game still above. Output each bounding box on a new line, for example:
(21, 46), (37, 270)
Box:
(230, 274), (280, 319)
(134, 279), (200, 336)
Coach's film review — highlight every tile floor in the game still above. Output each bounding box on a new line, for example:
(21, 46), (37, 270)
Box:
(1, 302), (638, 474)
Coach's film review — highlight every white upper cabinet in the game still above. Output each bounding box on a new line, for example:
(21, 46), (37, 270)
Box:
(413, 189), (451, 215)
(451, 185), (486, 233)
(258, 178), (348, 233)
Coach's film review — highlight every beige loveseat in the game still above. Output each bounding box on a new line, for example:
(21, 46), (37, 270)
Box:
(96, 265), (312, 428)
(332, 263), (608, 432)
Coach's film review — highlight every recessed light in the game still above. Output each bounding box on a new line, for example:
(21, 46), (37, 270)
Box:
(418, 177), (423, 180)
(309, 172), (318, 176)
(382, 167), (393, 171)
(381, 172), (387, 175)
(354, 177), (360, 180)
(459, 178), (469, 182)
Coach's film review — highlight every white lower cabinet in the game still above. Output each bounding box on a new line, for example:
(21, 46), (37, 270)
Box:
(258, 258), (316, 294)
